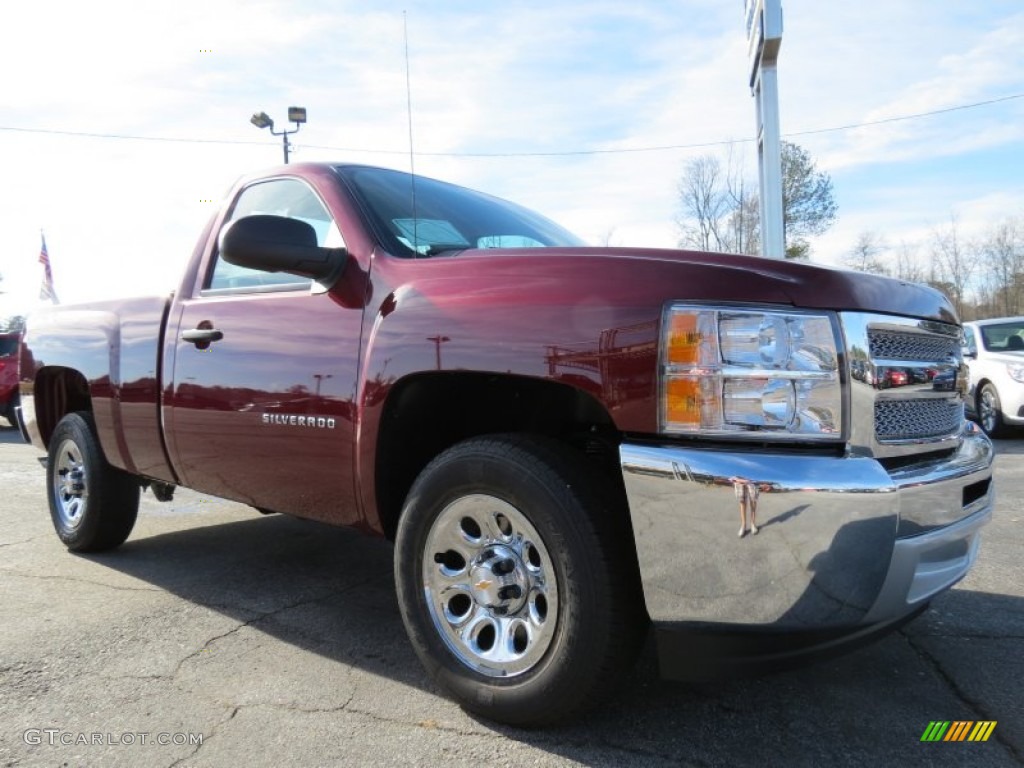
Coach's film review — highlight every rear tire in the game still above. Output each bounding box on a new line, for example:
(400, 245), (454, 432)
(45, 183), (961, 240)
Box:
(394, 434), (645, 727)
(47, 412), (140, 552)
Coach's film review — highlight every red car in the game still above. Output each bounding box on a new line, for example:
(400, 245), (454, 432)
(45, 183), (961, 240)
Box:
(878, 367), (909, 389)
(0, 331), (21, 424)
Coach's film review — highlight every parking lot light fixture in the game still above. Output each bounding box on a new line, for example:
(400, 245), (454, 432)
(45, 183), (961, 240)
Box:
(249, 107), (307, 164)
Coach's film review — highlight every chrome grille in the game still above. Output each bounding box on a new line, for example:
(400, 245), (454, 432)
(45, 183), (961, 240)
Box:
(875, 399), (965, 441)
(868, 330), (960, 362)
(842, 312), (965, 458)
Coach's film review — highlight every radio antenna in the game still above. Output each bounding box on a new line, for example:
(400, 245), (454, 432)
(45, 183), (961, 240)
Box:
(403, 11), (419, 255)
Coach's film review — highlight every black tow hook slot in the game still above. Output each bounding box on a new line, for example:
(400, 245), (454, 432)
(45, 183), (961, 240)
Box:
(963, 478), (990, 508)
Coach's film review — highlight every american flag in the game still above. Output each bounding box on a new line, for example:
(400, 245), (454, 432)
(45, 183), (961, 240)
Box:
(39, 232), (58, 304)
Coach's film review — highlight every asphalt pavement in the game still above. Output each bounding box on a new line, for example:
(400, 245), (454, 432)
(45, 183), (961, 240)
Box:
(0, 421), (1021, 767)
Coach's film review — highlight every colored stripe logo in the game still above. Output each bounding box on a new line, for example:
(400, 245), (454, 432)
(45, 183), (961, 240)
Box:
(921, 721), (997, 742)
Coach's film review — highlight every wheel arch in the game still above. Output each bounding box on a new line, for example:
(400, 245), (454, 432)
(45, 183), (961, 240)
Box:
(973, 377), (998, 414)
(32, 366), (93, 449)
(373, 371), (626, 541)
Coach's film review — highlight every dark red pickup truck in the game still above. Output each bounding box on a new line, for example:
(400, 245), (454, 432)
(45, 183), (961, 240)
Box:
(18, 163), (993, 726)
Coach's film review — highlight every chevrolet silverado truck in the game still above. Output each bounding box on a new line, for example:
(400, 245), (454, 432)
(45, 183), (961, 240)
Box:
(18, 163), (994, 726)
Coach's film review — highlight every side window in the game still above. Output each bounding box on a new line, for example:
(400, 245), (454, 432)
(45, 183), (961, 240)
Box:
(206, 178), (344, 292)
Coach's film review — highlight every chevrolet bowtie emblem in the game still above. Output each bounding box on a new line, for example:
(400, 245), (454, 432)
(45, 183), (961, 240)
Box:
(475, 579), (493, 591)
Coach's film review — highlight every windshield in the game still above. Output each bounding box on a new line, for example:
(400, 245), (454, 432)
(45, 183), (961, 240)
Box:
(335, 166), (584, 257)
(979, 320), (1024, 353)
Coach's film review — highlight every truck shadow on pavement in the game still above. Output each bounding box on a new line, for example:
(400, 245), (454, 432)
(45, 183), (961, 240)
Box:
(0, 422), (24, 442)
(76, 506), (1022, 768)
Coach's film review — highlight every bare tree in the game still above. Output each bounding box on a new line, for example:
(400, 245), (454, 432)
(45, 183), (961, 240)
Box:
(675, 155), (728, 251)
(929, 214), (976, 319)
(722, 145), (758, 255)
(978, 218), (1024, 316)
(720, 145), (761, 259)
(675, 142), (836, 259)
(843, 231), (890, 275)
(892, 241), (927, 283)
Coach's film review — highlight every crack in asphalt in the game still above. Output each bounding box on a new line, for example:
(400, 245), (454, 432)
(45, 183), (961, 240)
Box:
(0, 534), (48, 549)
(900, 629), (1022, 762)
(167, 704), (240, 768)
(237, 698), (698, 767)
(0, 568), (162, 593)
(230, 694), (357, 718)
(404, 712), (702, 766)
(140, 572), (700, 765)
(533, 733), (705, 767)
(169, 576), (380, 681)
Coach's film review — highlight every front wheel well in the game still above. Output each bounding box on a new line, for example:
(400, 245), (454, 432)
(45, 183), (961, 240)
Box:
(374, 372), (623, 540)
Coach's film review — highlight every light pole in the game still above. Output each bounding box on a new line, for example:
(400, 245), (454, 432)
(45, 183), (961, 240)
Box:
(312, 373), (333, 398)
(745, 0), (784, 259)
(250, 107), (307, 164)
(427, 335), (450, 370)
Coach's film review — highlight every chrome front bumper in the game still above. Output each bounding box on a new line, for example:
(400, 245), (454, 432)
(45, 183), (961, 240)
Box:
(620, 422), (993, 631)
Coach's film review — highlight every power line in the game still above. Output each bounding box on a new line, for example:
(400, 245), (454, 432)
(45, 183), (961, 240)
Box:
(785, 93), (1024, 139)
(1, 92), (1021, 158)
(0, 125), (269, 147)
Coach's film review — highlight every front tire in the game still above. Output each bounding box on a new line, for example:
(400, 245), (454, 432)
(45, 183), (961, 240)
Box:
(47, 412), (140, 552)
(394, 435), (645, 727)
(977, 383), (1008, 438)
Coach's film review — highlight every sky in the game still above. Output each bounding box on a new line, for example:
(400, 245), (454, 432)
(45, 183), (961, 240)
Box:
(1, 0), (1022, 314)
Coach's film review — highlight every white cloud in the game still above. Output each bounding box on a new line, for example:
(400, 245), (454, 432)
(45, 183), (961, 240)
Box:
(811, 14), (1024, 171)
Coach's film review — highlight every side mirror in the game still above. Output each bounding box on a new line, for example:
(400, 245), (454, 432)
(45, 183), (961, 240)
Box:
(961, 345), (976, 359)
(219, 215), (347, 284)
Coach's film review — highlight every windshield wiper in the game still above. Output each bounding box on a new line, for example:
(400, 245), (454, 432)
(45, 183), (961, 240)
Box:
(424, 243), (468, 257)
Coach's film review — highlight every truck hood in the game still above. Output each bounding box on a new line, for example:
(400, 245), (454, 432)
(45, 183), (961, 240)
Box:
(440, 246), (959, 324)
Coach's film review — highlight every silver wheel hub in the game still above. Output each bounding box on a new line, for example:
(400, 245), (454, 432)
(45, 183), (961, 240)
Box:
(53, 439), (88, 529)
(469, 545), (529, 614)
(423, 494), (558, 678)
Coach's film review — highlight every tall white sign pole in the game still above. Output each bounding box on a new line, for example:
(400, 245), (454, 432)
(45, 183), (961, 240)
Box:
(746, 0), (785, 259)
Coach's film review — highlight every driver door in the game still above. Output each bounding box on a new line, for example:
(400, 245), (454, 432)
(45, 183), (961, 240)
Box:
(165, 177), (362, 526)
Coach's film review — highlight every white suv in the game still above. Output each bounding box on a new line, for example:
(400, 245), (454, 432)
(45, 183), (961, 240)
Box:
(962, 316), (1024, 437)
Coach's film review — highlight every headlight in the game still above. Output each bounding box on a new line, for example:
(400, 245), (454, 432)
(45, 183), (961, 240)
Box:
(1008, 363), (1024, 384)
(661, 304), (843, 440)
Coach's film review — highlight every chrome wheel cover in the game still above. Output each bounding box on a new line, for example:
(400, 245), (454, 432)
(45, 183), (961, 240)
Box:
(53, 438), (88, 529)
(422, 494), (558, 678)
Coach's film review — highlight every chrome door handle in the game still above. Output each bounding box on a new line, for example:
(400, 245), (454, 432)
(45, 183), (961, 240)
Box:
(181, 328), (224, 344)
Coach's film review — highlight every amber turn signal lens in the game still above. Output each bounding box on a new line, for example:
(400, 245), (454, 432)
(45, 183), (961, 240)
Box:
(664, 378), (702, 428)
(666, 313), (701, 365)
